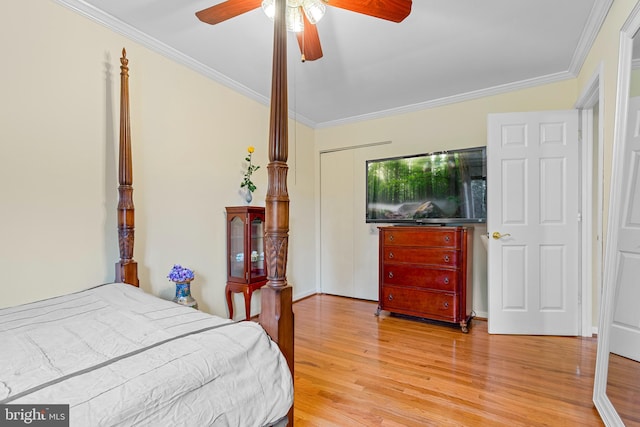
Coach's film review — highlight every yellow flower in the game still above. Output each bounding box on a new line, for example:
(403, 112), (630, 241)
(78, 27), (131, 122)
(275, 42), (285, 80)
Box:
(241, 147), (260, 193)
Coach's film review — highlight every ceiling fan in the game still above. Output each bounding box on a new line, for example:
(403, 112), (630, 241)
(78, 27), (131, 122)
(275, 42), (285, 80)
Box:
(196, 0), (413, 61)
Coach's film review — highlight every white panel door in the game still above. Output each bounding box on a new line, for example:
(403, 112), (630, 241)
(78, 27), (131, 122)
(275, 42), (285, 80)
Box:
(487, 110), (580, 335)
(320, 150), (354, 296)
(610, 96), (640, 361)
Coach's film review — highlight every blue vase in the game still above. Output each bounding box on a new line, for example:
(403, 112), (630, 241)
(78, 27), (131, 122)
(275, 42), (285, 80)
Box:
(173, 281), (198, 309)
(245, 190), (253, 204)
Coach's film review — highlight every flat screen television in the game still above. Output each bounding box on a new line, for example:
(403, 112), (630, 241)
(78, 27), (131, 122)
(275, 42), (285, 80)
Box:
(366, 146), (487, 224)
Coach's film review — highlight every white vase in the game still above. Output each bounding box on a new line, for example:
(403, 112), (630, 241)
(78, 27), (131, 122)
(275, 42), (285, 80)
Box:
(245, 190), (253, 204)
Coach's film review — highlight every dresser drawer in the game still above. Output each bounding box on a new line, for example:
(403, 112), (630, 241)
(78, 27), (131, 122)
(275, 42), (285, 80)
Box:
(382, 228), (460, 248)
(382, 247), (460, 266)
(381, 264), (458, 292)
(381, 285), (458, 322)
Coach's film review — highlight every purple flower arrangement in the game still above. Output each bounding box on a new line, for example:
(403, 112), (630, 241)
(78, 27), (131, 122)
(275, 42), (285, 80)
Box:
(167, 264), (194, 283)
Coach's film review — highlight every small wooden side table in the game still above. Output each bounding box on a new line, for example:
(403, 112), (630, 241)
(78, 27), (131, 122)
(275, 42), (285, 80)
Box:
(225, 280), (267, 320)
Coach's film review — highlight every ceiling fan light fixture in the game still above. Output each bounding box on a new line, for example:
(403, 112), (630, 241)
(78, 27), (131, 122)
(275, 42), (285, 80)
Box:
(285, 6), (305, 32)
(302, 0), (326, 24)
(261, 0), (275, 20)
(261, 0), (325, 32)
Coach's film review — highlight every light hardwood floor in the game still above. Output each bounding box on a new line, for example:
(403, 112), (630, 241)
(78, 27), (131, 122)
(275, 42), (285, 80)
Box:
(608, 354), (640, 426)
(293, 294), (603, 426)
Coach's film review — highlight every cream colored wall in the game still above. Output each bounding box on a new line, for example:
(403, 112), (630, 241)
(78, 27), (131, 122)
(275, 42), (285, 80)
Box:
(576, 0), (638, 331)
(314, 0), (639, 325)
(577, 0), (638, 248)
(0, 0), (316, 317)
(315, 81), (577, 317)
(631, 68), (640, 96)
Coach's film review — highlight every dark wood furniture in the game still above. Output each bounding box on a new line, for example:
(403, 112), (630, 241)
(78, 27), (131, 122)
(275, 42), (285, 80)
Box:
(376, 226), (473, 332)
(259, 1), (294, 403)
(115, 48), (138, 288)
(225, 206), (268, 320)
(114, 31), (294, 422)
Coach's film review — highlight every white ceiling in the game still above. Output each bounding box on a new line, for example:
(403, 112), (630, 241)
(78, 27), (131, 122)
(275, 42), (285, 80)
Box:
(56, 0), (609, 128)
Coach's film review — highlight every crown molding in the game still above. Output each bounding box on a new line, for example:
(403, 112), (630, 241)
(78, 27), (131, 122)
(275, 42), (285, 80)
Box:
(568, 0), (614, 75)
(316, 0), (613, 129)
(315, 71), (576, 129)
(53, 0), (610, 130)
(52, 0), (317, 129)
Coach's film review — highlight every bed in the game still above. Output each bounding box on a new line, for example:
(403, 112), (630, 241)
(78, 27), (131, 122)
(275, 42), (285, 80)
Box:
(0, 7), (296, 423)
(0, 283), (291, 426)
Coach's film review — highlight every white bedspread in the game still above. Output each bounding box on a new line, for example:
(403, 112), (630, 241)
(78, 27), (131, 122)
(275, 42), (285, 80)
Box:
(0, 283), (292, 426)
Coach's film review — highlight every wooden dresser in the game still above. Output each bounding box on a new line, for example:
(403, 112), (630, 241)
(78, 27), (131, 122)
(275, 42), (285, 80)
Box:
(377, 225), (473, 332)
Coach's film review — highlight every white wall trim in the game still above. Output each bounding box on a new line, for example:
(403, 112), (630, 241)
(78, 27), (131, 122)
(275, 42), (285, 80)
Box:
(52, 0), (318, 129)
(292, 289), (317, 302)
(580, 108), (594, 338)
(319, 140), (392, 154)
(316, 71), (576, 128)
(575, 62), (604, 109)
(53, 0), (613, 130)
(574, 63), (604, 338)
(318, 0), (614, 129)
(568, 0), (614, 75)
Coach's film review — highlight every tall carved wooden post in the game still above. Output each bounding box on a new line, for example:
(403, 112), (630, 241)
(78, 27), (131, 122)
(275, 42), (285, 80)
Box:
(115, 49), (139, 287)
(259, 0), (295, 417)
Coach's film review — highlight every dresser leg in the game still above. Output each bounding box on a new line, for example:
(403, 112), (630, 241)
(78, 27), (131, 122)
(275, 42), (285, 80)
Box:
(460, 314), (473, 333)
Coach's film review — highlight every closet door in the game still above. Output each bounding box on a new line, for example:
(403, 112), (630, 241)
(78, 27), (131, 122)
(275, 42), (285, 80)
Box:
(320, 150), (354, 297)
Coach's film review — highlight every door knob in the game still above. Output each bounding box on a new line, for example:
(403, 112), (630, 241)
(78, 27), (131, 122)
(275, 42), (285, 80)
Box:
(492, 231), (511, 240)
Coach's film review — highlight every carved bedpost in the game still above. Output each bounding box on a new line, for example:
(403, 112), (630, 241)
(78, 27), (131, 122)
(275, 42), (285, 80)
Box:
(259, 0), (295, 416)
(115, 48), (139, 287)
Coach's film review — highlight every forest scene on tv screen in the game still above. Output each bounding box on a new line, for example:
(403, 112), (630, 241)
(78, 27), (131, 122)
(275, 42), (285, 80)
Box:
(366, 148), (486, 223)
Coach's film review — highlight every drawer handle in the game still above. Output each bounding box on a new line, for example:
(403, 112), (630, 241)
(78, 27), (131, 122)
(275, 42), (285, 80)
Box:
(443, 277), (449, 284)
(443, 255), (450, 262)
(388, 272), (394, 279)
(443, 301), (449, 309)
(388, 294), (394, 301)
(389, 235), (395, 242)
(444, 235), (451, 242)
(388, 252), (394, 259)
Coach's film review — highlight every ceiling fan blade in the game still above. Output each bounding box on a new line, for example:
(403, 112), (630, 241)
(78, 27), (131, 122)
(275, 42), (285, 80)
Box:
(196, 0), (263, 25)
(296, 12), (323, 61)
(327, 0), (412, 23)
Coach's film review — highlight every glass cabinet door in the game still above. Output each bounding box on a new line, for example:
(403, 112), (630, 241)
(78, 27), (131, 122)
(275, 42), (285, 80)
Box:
(226, 206), (267, 285)
(250, 217), (265, 278)
(225, 206), (268, 320)
(229, 216), (245, 280)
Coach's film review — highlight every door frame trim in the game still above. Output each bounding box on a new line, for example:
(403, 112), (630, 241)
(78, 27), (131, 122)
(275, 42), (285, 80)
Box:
(574, 63), (604, 337)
